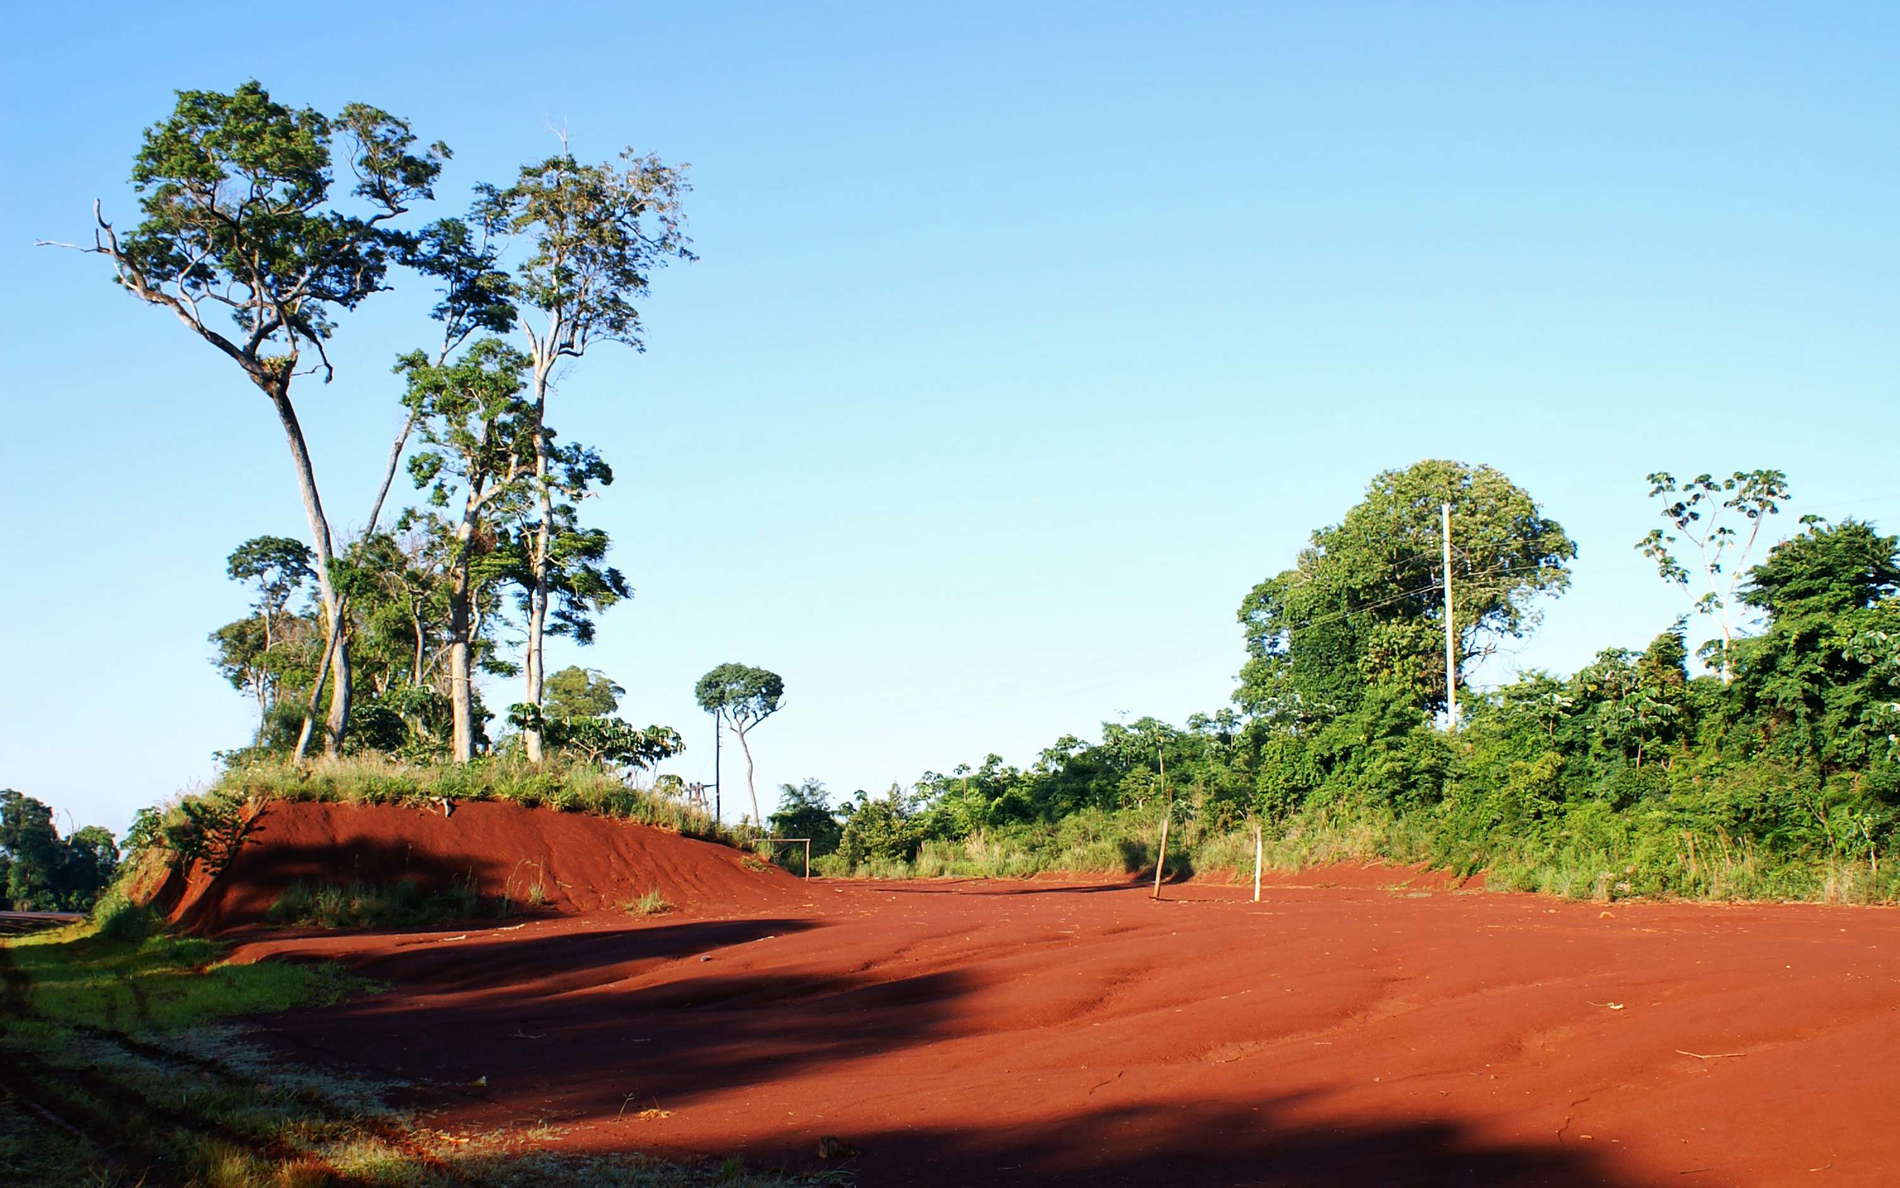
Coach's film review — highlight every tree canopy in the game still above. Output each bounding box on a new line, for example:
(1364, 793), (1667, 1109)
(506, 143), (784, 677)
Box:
(695, 663), (786, 826)
(1, 790), (119, 912)
(1238, 459), (1574, 719)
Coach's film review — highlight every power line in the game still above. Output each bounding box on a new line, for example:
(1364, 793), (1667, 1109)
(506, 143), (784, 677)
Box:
(1269, 560), (1564, 636)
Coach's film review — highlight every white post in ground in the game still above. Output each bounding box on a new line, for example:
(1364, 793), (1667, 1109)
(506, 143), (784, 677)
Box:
(1253, 822), (1263, 903)
(1152, 811), (1170, 900)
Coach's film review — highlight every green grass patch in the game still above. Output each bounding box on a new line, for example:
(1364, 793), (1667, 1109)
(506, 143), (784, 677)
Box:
(4, 925), (369, 1032)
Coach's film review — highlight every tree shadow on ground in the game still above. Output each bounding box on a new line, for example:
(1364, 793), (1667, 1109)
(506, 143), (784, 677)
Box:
(256, 909), (1656, 1188)
(257, 916), (960, 1115)
(764, 1094), (1646, 1187)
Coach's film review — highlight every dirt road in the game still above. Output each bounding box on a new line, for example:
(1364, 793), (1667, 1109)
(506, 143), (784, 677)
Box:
(239, 874), (1900, 1186)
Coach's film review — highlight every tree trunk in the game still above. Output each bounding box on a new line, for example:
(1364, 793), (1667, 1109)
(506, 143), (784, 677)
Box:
(449, 633), (474, 764)
(735, 726), (760, 827)
(521, 360), (555, 764)
(290, 410), (418, 761)
(267, 387), (350, 758)
(412, 609), (426, 687)
(523, 580), (548, 762)
(448, 511), (478, 764)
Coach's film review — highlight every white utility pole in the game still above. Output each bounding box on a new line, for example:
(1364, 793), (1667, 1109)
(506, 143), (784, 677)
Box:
(1442, 501), (1458, 731)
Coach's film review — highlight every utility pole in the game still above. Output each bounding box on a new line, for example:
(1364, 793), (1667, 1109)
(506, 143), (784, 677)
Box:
(1442, 501), (1458, 732)
(712, 711), (723, 823)
(1151, 744), (1170, 901)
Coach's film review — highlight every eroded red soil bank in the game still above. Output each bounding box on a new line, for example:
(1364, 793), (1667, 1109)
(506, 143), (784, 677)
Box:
(159, 799), (804, 930)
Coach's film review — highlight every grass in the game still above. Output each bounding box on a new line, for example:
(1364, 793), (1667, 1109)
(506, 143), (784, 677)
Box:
(209, 754), (733, 841)
(267, 877), (488, 930)
(0, 919), (847, 1187)
(3, 920), (369, 1032)
(626, 889), (673, 915)
(806, 790), (1900, 906)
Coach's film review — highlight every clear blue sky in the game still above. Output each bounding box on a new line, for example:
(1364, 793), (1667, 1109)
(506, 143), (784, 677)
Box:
(3, 2), (1896, 834)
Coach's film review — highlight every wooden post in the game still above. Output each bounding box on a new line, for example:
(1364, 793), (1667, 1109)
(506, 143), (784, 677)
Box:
(1152, 811), (1170, 900)
(1253, 821), (1263, 903)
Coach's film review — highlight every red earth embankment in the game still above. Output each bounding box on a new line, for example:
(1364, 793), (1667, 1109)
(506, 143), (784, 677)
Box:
(159, 799), (802, 931)
(235, 875), (1900, 1186)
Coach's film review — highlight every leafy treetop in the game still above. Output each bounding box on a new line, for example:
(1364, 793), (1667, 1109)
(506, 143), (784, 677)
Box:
(694, 663), (785, 729)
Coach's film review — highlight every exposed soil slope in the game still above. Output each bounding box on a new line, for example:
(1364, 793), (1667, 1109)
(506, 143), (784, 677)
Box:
(163, 800), (802, 931)
(240, 876), (1900, 1187)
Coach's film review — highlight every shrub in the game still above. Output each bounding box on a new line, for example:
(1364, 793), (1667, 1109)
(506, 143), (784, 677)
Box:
(89, 890), (159, 942)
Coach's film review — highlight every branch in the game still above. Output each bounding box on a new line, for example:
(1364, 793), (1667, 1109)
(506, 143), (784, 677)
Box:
(83, 201), (259, 377)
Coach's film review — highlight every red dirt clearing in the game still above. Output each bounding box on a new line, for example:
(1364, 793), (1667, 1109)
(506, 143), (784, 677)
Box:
(163, 800), (802, 930)
(229, 858), (1900, 1186)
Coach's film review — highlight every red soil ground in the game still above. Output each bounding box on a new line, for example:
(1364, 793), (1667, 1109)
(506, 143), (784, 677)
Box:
(208, 806), (1900, 1186)
(160, 800), (803, 931)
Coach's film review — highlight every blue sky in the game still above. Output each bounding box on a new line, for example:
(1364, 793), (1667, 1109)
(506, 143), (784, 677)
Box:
(3, 2), (1896, 834)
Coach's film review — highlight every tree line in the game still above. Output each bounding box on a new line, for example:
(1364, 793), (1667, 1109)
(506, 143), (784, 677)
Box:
(1, 790), (119, 912)
(771, 461), (1900, 898)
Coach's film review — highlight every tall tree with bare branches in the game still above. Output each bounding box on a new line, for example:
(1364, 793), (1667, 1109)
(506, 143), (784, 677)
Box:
(51, 81), (449, 754)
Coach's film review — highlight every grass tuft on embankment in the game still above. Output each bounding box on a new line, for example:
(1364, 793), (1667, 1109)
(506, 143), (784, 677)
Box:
(216, 754), (728, 839)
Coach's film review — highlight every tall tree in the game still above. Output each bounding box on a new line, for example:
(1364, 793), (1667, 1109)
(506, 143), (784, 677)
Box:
(1636, 469), (1798, 682)
(293, 211), (516, 758)
(59, 81), (449, 754)
(694, 664), (785, 826)
(1238, 460), (1575, 720)
(472, 149), (693, 760)
(398, 338), (538, 761)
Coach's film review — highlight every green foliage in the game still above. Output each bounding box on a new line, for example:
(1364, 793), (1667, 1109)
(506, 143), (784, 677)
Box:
(769, 779), (844, 855)
(116, 80), (445, 358)
(694, 663), (785, 728)
(828, 466), (1900, 904)
(3, 925), (369, 1033)
(1237, 459), (1574, 718)
(472, 150), (694, 353)
(160, 787), (254, 877)
(1636, 469), (1799, 678)
(837, 788), (925, 867)
(0, 789), (120, 911)
(89, 890), (161, 942)
(508, 705), (686, 770)
(546, 665), (624, 719)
